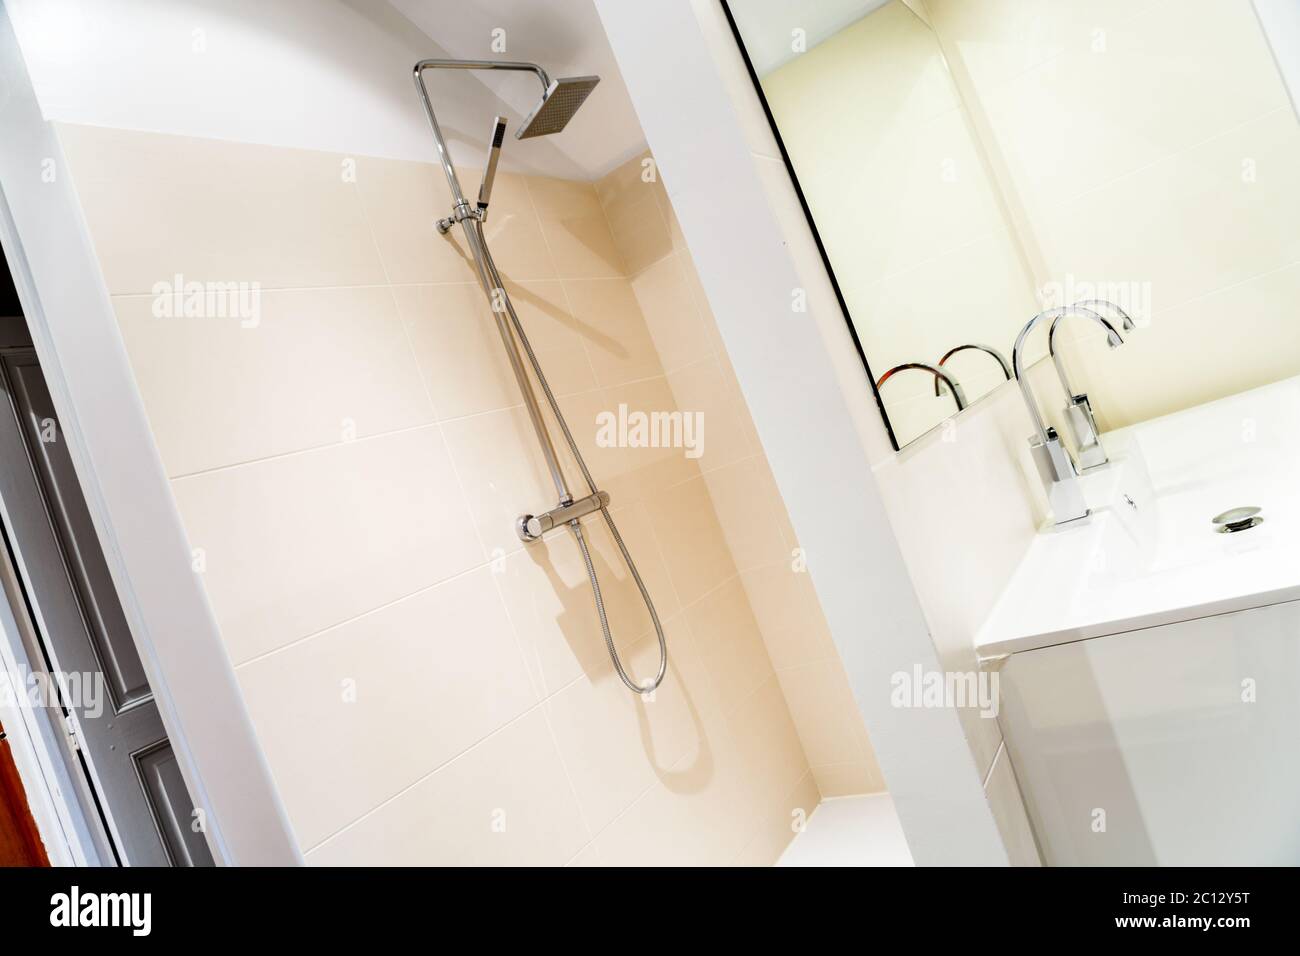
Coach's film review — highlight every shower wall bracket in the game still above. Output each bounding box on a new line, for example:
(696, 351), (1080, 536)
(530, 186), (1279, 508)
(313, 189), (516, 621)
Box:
(435, 204), (481, 235)
(517, 490), (611, 541)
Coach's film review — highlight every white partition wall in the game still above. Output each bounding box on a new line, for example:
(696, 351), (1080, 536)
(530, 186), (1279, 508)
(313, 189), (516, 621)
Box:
(593, 0), (1010, 865)
(0, 4), (300, 866)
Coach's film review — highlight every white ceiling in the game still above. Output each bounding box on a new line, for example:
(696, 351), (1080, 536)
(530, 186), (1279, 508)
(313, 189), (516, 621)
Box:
(727, 0), (894, 76)
(7, 0), (647, 182)
(386, 0), (649, 178)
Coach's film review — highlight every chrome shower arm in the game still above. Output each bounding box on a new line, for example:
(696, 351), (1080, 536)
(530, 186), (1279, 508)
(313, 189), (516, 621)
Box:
(412, 59), (551, 210)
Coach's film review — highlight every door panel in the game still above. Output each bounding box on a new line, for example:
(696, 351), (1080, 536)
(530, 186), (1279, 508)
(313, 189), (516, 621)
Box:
(0, 349), (211, 866)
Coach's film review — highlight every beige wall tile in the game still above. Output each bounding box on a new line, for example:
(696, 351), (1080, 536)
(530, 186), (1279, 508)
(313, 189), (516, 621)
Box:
(115, 286), (434, 476)
(354, 156), (555, 284)
(646, 476), (738, 607)
(593, 724), (757, 866)
(700, 458), (790, 572)
(503, 279), (598, 397)
(776, 660), (871, 768)
(739, 563), (840, 669)
(236, 568), (535, 849)
(595, 375), (705, 506)
(441, 405), (563, 558)
(664, 357), (757, 473)
(686, 577), (774, 715)
(173, 426), (483, 664)
(595, 150), (655, 220)
(735, 770), (821, 866)
(57, 124), (387, 294)
(526, 175), (624, 278)
(305, 708), (588, 866)
(395, 281), (517, 420)
(495, 503), (678, 697)
(605, 188), (673, 276)
(544, 617), (714, 833)
(565, 843), (602, 866)
(813, 761), (888, 797)
(549, 378), (703, 516)
(727, 675), (810, 803)
(470, 171), (559, 282)
(562, 277), (662, 387)
(628, 252), (710, 375)
(60, 122), (864, 863)
(352, 155), (479, 285)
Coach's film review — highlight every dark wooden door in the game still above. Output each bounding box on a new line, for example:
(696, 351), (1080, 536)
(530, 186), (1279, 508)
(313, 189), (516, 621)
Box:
(0, 728), (48, 866)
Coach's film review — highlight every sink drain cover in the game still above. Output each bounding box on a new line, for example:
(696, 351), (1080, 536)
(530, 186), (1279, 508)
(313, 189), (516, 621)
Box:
(1212, 507), (1263, 533)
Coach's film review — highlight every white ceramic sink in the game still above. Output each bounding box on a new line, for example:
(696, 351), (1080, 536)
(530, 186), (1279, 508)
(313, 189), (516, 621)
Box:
(976, 376), (1300, 660)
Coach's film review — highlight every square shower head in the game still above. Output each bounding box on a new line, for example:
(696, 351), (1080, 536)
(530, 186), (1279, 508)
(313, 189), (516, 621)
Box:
(516, 75), (600, 139)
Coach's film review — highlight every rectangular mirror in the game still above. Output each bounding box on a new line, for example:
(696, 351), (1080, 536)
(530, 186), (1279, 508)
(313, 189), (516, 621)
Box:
(722, 0), (1300, 449)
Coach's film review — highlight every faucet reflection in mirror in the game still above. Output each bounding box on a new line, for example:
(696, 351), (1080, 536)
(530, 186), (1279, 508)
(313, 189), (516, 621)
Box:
(933, 344), (1011, 398)
(877, 362), (967, 416)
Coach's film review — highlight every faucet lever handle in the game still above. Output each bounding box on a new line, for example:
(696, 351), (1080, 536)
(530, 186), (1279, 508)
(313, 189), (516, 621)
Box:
(1063, 394), (1109, 471)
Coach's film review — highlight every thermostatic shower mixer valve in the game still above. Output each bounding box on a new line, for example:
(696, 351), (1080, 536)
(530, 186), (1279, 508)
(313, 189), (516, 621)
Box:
(516, 490), (612, 542)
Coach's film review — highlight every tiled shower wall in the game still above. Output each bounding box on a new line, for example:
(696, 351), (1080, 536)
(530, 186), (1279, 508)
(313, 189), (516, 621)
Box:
(597, 151), (885, 797)
(57, 123), (877, 864)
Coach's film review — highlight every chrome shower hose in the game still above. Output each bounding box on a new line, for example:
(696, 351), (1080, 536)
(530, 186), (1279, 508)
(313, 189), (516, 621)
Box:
(469, 219), (668, 693)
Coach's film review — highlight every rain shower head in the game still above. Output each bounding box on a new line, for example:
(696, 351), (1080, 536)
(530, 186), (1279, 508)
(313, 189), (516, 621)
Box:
(516, 75), (600, 139)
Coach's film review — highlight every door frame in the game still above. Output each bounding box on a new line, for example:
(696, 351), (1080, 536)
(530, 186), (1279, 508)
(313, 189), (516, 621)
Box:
(0, 6), (299, 865)
(0, 511), (110, 867)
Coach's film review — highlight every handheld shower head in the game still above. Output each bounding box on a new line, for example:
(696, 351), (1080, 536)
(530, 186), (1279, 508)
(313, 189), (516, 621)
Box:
(516, 75), (600, 139)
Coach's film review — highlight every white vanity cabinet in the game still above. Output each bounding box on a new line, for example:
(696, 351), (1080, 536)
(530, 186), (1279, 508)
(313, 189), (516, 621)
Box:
(999, 600), (1300, 866)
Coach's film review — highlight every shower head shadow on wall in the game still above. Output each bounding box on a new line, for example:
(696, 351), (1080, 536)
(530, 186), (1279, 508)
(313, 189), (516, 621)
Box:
(412, 58), (666, 696)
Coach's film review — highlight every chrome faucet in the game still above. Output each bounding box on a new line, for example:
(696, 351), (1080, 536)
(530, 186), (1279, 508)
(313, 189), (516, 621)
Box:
(1070, 299), (1137, 333)
(1013, 310), (1091, 526)
(932, 344), (1012, 397)
(1048, 303), (1128, 470)
(877, 362), (967, 414)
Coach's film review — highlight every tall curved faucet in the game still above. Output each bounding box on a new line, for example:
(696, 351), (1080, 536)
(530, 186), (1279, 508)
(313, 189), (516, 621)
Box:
(1048, 305), (1125, 469)
(933, 344), (1011, 397)
(1048, 307), (1124, 402)
(877, 362), (967, 414)
(1012, 308), (1091, 526)
(1071, 298), (1137, 332)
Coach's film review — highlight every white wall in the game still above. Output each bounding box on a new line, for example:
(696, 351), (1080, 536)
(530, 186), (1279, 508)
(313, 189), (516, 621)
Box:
(595, 0), (1013, 865)
(5, 0), (642, 180)
(0, 4), (300, 865)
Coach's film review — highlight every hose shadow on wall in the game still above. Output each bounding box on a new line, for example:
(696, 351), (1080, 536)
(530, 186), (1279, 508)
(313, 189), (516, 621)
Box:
(525, 531), (714, 796)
